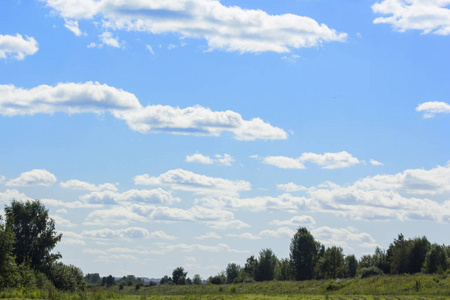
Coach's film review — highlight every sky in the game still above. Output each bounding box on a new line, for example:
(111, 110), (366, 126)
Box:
(0, 0), (449, 279)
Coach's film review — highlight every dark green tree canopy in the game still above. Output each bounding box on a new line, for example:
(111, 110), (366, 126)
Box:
(290, 227), (320, 281)
(172, 266), (187, 285)
(5, 200), (62, 273)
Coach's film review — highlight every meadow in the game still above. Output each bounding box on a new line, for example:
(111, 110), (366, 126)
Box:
(1, 273), (448, 300)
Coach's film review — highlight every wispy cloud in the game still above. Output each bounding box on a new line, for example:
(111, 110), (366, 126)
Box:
(0, 34), (38, 60)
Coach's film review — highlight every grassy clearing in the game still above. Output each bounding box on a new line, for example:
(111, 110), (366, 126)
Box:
(1, 273), (448, 299)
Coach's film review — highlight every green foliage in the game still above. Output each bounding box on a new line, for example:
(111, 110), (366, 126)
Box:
(159, 275), (173, 285)
(47, 262), (86, 292)
(422, 244), (448, 274)
(254, 248), (277, 282)
(225, 263), (241, 284)
(5, 200), (62, 274)
(192, 274), (202, 285)
(0, 216), (19, 289)
(208, 272), (226, 285)
(361, 266), (384, 278)
(344, 255), (357, 278)
(274, 258), (293, 281)
(319, 246), (345, 279)
(290, 227), (320, 281)
(172, 267), (187, 285)
(85, 273), (101, 285)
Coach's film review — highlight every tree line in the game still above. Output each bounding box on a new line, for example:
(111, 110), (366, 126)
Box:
(1, 200), (449, 292)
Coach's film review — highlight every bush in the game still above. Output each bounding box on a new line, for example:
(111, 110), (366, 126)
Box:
(361, 266), (384, 278)
(119, 284), (124, 290)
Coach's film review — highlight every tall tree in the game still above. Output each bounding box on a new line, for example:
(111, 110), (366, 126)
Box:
(172, 267), (187, 285)
(320, 246), (345, 279)
(344, 255), (357, 278)
(254, 248), (277, 282)
(422, 244), (448, 274)
(408, 237), (430, 273)
(388, 234), (411, 274)
(0, 217), (19, 288)
(5, 200), (62, 273)
(225, 263), (241, 284)
(290, 227), (320, 281)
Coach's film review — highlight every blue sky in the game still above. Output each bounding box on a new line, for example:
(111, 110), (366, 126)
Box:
(1, 0), (450, 278)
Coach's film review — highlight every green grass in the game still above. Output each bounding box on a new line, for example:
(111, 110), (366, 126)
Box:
(1, 273), (449, 299)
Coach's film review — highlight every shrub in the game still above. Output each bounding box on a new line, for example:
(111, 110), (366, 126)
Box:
(361, 266), (384, 278)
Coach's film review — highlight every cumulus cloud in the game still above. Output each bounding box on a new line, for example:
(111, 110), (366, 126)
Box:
(60, 179), (118, 192)
(277, 182), (307, 192)
(155, 242), (248, 254)
(99, 32), (122, 48)
(82, 227), (150, 239)
(150, 230), (177, 240)
(59, 231), (85, 245)
(0, 189), (31, 205)
(259, 227), (295, 238)
(269, 215), (316, 227)
(261, 151), (362, 169)
(311, 226), (378, 250)
(6, 169), (57, 187)
(186, 153), (235, 166)
(64, 19), (84, 36)
(416, 101), (450, 118)
(370, 159), (384, 166)
(134, 169), (251, 196)
(372, 0), (450, 35)
(43, 0), (346, 53)
(80, 188), (180, 205)
(195, 232), (221, 240)
(0, 34), (38, 60)
(0, 82), (287, 141)
(51, 215), (77, 228)
(226, 232), (260, 240)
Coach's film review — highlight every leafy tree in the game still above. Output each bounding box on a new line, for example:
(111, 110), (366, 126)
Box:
(243, 255), (258, 279)
(318, 246), (345, 279)
(225, 263), (241, 284)
(388, 234), (412, 274)
(208, 272), (226, 285)
(255, 248), (278, 281)
(290, 227), (320, 281)
(358, 254), (374, 269)
(159, 275), (173, 285)
(372, 247), (390, 274)
(47, 262), (86, 292)
(344, 255), (357, 278)
(172, 267), (187, 285)
(84, 273), (101, 285)
(193, 274), (202, 285)
(275, 258), (293, 281)
(0, 216), (19, 289)
(408, 237), (430, 273)
(106, 275), (115, 287)
(361, 266), (384, 278)
(422, 244), (448, 274)
(5, 200), (62, 273)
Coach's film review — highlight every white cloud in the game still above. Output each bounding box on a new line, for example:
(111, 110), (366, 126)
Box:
(59, 230), (85, 245)
(82, 227), (150, 239)
(64, 19), (84, 36)
(263, 156), (306, 169)
(99, 32), (121, 48)
(370, 159), (384, 166)
(0, 34), (38, 60)
(259, 227), (295, 238)
(416, 101), (450, 118)
(6, 169), (57, 187)
(226, 232), (260, 240)
(44, 0), (346, 53)
(80, 188), (180, 205)
(195, 232), (221, 240)
(311, 226), (378, 250)
(51, 215), (77, 228)
(156, 242), (248, 254)
(146, 45), (155, 55)
(60, 179), (118, 192)
(372, 0), (450, 35)
(186, 153), (214, 164)
(134, 169), (251, 196)
(261, 151), (362, 170)
(277, 182), (307, 192)
(186, 153), (235, 166)
(0, 189), (31, 205)
(84, 206), (148, 226)
(150, 230), (177, 240)
(96, 254), (138, 262)
(269, 215), (316, 227)
(0, 82), (287, 141)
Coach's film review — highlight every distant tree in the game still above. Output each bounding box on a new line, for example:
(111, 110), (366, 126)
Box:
(372, 247), (390, 274)
(48, 262), (86, 292)
(361, 266), (384, 278)
(106, 275), (115, 287)
(243, 255), (258, 280)
(5, 200), (62, 274)
(159, 275), (173, 285)
(408, 237), (430, 273)
(388, 234), (412, 274)
(172, 267), (187, 285)
(208, 272), (226, 285)
(177, 276), (186, 285)
(344, 255), (357, 278)
(275, 258), (293, 281)
(225, 263), (241, 284)
(422, 244), (448, 274)
(101, 276), (107, 286)
(290, 227), (320, 281)
(358, 254), (374, 269)
(84, 273), (101, 285)
(0, 216), (19, 289)
(255, 248), (278, 281)
(193, 274), (202, 285)
(319, 246), (345, 279)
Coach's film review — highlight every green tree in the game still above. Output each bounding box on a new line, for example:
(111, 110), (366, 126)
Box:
(106, 275), (115, 287)
(422, 244), (448, 274)
(159, 275), (173, 285)
(172, 267), (187, 285)
(388, 234), (412, 274)
(408, 237), (430, 273)
(0, 216), (19, 289)
(5, 200), (62, 273)
(372, 247), (390, 274)
(225, 263), (241, 284)
(344, 255), (357, 278)
(290, 227), (320, 281)
(48, 262), (86, 292)
(243, 255), (258, 279)
(275, 258), (293, 281)
(320, 246), (345, 278)
(193, 274), (202, 285)
(255, 248), (278, 281)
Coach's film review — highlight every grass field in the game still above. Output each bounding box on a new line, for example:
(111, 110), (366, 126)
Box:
(1, 273), (449, 299)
